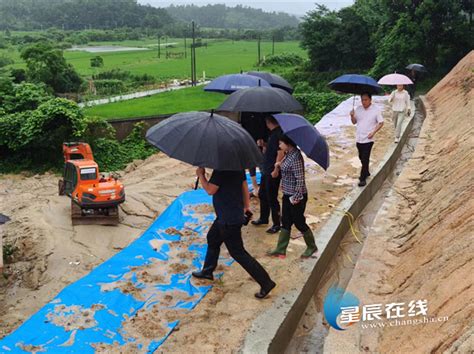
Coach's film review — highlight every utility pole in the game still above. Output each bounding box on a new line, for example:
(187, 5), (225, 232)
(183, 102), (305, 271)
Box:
(272, 35), (275, 56)
(184, 37), (187, 59)
(158, 36), (161, 58)
(191, 21), (197, 86)
(257, 35), (261, 66)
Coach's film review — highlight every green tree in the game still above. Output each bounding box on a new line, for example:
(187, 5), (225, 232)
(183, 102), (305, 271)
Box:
(300, 4), (374, 71)
(370, 0), (472, 76)
(90, 56), (104, 68)
(20, 42), (83, 93)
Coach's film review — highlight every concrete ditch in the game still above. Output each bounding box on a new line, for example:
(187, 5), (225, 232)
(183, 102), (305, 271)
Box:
(242, 98), (424, 354)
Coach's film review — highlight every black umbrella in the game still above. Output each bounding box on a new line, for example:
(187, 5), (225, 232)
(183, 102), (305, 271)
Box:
(406, 63), (427, 73)
(247, 71), (293, 93)
(146, 111), (262, 171)
(217, 86), (303, 113)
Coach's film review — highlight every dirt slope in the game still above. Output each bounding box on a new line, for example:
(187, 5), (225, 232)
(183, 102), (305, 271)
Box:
(0, 155), (196, 338)
(324, 51), (473, 353)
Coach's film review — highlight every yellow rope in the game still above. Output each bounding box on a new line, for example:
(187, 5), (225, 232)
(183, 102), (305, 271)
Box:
(334, 209), (363, 244)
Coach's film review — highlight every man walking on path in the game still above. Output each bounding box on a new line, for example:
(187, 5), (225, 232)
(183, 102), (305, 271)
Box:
(251, 116), (283, 234)
(350, 93), (384, 187)
(192, 168), (276, 299)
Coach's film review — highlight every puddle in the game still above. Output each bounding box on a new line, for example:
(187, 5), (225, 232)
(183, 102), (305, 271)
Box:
(68, 46), (149, 53)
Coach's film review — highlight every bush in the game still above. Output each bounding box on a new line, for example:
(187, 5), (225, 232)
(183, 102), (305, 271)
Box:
(0, 76), (155, 174)
(10, 68), (27, 83)
(93, 79), (127, 95)
(262, 52), (304, 67)
(0, 98), (85, 172)
(91, 122), (156, 171)
(90, 56), (104, 68)
(0, 56), (13, 68)
(91, 70), (156, 94)
(0, 81), (52, 114)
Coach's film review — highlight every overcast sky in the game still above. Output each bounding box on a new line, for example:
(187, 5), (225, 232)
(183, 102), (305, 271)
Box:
(138, 1), (354, 16)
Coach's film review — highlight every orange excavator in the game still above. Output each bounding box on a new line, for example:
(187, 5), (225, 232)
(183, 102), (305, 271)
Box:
(59, 142), (125, 225)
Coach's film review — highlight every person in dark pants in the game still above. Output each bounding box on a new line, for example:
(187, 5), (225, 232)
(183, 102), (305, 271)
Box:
(241, 112), (268, 195)
(251, 116), (283, 234)
(350, 93), (384, 187)
(192, 167), (276, 299)
(268, 135), (318, 258)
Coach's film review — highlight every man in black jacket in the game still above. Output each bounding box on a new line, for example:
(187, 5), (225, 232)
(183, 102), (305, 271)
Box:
(251, 115), (283, 234)
(192, 168), (276, 299)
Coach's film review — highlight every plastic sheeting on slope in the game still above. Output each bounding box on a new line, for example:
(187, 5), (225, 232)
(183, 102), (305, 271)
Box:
(0, 189), (220, 353)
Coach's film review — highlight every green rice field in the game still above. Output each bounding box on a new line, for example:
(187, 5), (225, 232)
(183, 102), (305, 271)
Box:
(84, 85), (226, 119)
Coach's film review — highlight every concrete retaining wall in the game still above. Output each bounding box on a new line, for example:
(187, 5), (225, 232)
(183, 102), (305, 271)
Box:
(242, 98), (425, 354)
(108, 111), (240, 140)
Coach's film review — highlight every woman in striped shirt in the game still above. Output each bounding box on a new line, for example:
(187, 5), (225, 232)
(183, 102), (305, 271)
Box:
(268, 134), (317, 258)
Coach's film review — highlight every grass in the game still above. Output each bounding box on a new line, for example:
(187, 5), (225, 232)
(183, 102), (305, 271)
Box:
(2, 37), (305, 81)
(66, 39), (305, 80)
(1, 35), (306, 119)
(84, 85), (226, 119)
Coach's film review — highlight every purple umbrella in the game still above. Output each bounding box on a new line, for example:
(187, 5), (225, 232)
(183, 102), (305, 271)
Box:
(273, 113), (330, 170)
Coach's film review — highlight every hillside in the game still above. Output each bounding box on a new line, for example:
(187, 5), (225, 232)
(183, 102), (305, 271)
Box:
(0, 0), (173, 30)
(324, 51), (473, 352)
(166, 4), (300, 29)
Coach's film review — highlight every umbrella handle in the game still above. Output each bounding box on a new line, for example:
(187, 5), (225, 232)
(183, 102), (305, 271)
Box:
(194, 176), (199, 190)
(352, 95), (356, 108)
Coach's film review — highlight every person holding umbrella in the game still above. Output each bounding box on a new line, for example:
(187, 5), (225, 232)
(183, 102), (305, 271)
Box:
(194, 167), (276, 299)
(405, 64), (427, 99)
(378, 73), (413, 143)
(251, 115), (283, 234)
(264, 113), (329, 258)
(388, 85), (411, 143)
(146, 111), (276, 299)
(268, 134), (318, 258)
(350, 93), (384, 186)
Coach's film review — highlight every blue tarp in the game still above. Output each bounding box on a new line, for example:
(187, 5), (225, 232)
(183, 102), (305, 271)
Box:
(0, 172), (260, 353)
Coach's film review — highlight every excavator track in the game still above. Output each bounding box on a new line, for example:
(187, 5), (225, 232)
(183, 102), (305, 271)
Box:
(71, 200), (119, 226)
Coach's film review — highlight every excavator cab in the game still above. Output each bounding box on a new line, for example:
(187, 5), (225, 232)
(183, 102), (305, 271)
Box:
(59, 142), (125, 225)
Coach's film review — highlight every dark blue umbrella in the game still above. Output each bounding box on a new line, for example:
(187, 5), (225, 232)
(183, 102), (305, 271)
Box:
(273, 113), (329, 170)
(204, 74), (271, 94)
(328, 74), (383, 95)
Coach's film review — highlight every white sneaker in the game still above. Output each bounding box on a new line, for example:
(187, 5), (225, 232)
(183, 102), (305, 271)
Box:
(394, 139), (399, 143)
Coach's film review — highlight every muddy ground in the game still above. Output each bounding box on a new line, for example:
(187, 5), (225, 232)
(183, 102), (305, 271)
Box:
(0, 98), (395, 351)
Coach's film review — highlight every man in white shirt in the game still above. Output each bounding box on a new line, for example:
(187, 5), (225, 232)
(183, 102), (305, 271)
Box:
(350, 93), (384, 187)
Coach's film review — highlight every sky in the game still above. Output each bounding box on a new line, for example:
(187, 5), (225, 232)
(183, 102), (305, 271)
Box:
(138, 1), (354, 17)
